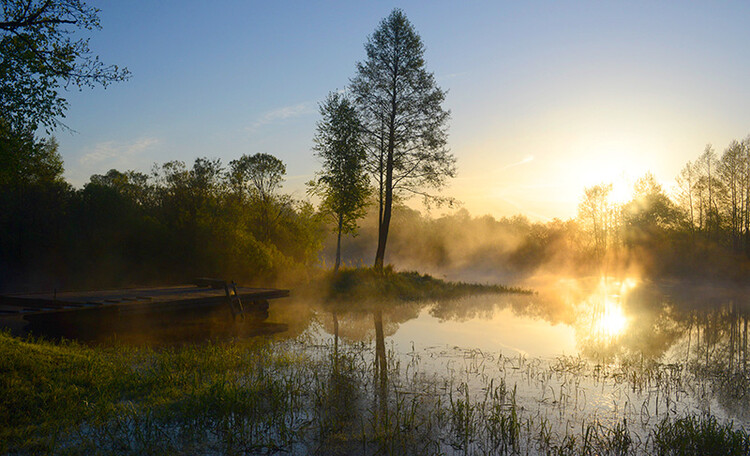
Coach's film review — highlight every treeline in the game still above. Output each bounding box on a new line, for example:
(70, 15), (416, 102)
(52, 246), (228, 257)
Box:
(324, 136), (750, 282)
(571, 136), (750, 279)
(0, 129), (323, 291)
(676, 140), (750, 253)
(4, 122), (750, 291)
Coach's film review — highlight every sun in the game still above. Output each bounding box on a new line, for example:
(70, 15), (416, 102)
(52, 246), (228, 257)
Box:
(572, 138), (649, 206)
(608, 178), (633, 205)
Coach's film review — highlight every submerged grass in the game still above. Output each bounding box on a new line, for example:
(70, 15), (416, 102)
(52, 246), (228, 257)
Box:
(2, 330), (749, 455)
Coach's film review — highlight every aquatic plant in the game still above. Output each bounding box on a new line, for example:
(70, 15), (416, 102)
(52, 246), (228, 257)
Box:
(2, 327), (749, 455)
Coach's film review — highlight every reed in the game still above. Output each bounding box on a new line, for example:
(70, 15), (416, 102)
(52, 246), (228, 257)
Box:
(2, 329), (749, 455)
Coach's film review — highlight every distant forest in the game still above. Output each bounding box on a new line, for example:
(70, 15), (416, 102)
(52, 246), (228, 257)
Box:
(2, 123), (750, 292)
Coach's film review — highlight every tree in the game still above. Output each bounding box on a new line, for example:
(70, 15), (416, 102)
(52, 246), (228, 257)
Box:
(0, 0), (129, 131)
(675, 160), (697, 244)
(229, 153), (286, 241)
(577, 183), (615, 257)
(622, 173), (680, 246)
(350, 9), (455, 270)
(309, 92), (371, 271)
(696, 144), (722, 241)
(0, 119), (63, 185)
(719, 140), (747, 250)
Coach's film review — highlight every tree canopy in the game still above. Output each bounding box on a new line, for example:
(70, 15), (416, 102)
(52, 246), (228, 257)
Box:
(0, 118), (63, 185)
(0, 0), (129, 131)
(350, 9), (455, 269)
(309, 91), (371, 271)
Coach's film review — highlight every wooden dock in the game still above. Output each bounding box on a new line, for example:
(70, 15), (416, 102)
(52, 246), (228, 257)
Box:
(0, 280), (290, 321)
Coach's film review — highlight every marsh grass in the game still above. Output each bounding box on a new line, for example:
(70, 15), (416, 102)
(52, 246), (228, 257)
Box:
(2, 329), (749, 455)
(323, 267), (532, 303)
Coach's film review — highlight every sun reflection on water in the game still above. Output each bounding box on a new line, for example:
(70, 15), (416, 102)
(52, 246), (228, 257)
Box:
(585, 277), (637, 342)
(592, 298), (627, 338)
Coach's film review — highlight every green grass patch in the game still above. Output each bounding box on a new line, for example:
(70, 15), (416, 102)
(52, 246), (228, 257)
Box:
(2, 329), (750, 455)
(324, 266), (531, 303)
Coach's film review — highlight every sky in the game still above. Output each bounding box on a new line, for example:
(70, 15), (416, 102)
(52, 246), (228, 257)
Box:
(54, 1), (750, 220)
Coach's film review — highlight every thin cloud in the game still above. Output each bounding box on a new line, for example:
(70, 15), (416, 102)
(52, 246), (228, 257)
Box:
(246, 102), (315, 132)
(440, 71), (468, 80)
(501, 155), (534, 170)
(79, 137), (160, 166)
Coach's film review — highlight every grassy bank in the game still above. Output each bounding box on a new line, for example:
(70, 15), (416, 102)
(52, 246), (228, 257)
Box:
(2, 331), (749, 455)
(319, 267), (532, 303)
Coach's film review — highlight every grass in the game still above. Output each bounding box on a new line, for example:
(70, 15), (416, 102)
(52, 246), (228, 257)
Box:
(2, 329), (750, 455)
(322, 266), (532, 303)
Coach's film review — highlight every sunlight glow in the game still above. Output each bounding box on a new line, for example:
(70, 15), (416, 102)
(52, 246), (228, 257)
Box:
(609, 179), (632, 205)
(583, 277), (637, 342)
(593, 300), (628, 338)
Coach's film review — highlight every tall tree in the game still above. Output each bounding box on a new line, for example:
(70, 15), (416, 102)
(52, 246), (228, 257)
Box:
(351, 9), (455, 270)
(675, 160), (697, 245)
(309, 92), (371, 271)
(697, 144), (721, 242)
(577, 183), (614, 257)
(0, 0), (129, 131)
(229, 153), (286, 241)
(719, 140), (746, 250)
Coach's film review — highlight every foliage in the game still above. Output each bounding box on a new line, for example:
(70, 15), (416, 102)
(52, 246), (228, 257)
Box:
(309, 91), (371, 270)
(350, 8), (455, 269)
(229, 153), (288, 241)
(229, 152), (285, 201)
(0, 0), (130, 131)
(0, 154), (323, 292)
(0, 119), (63, 185)
(2, 330), (749, 455)
(323, 267), (530, 303)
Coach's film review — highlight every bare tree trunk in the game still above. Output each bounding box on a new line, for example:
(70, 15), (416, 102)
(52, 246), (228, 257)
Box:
(374, 164), (392, 270)
(334, 213), (343, 272)
(374, 99), (396, 271)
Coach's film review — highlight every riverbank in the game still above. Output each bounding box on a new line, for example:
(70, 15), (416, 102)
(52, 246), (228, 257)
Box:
(315, 267), (532, 303)
(2, 330), (749, 455)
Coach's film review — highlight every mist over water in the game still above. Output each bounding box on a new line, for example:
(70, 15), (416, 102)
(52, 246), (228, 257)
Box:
(12, 275), (747, 363)
(4, 273), (750, 453)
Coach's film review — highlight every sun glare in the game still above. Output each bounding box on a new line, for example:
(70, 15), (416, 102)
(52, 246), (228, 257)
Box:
(583, 277), (637, 342)
(609, 179), (632, 205)
(594, 300), (628, 338)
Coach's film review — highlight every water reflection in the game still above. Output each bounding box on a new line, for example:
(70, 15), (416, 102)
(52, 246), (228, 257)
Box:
(4, 277), (749, 369)
(317, 282), (750, 438)
(586, 277), (632, 340)
(314, 278), (750, 369)
(2, 299), (315, 346)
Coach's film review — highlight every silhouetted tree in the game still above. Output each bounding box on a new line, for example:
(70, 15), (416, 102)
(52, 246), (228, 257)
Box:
(577, 183), (615, 257)
(350, 9), (455, 270)
(309, 92), (371, 271)
(719, 140), (747, 250)
(697, 145), (722, 241)
(676, 160), (697, 245)
(229, 153), (286, 241)
(0, 119), (63, 185)
(622, 173), (680, 246)
(0, 0), (129, 131)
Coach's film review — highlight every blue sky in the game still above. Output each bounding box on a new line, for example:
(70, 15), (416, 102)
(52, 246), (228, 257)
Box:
(55, 1), (750, 219)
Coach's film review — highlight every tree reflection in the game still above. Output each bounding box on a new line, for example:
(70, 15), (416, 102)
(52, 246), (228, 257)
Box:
(373, 310), (388, 428)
